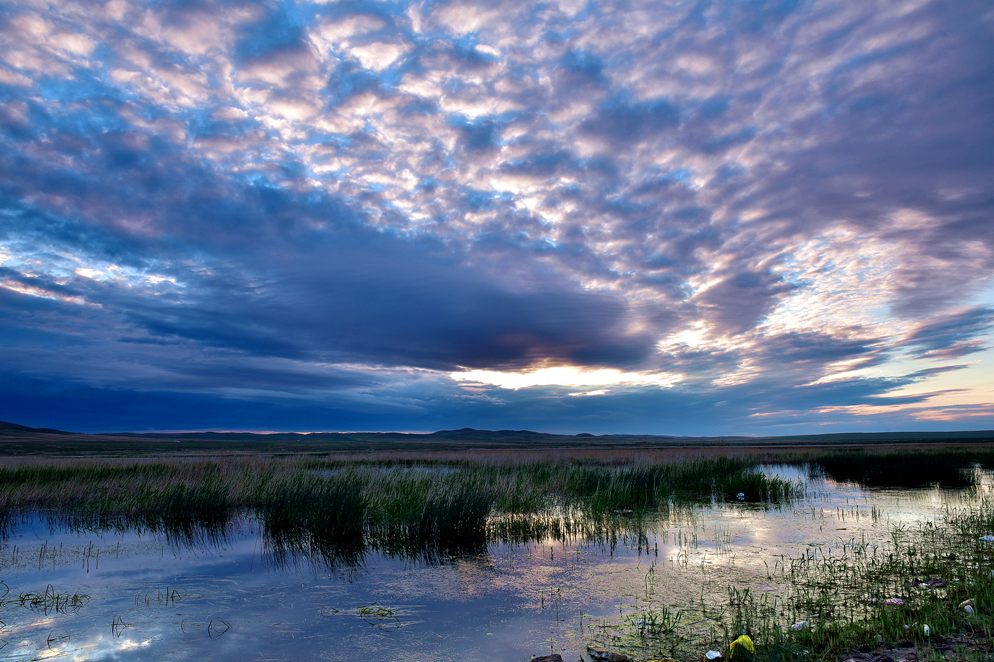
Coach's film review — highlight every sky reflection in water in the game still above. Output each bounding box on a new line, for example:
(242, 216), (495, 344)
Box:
(0, 466), (990, 661)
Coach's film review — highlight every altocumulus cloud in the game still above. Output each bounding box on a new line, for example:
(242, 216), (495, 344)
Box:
(0, 0), (992, 433)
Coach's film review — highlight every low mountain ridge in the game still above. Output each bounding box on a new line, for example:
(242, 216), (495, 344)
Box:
(1, 420), (992, 457)
(0, 421), (72, 435)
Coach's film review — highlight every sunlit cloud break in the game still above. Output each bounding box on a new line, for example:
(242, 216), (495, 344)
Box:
(451, 366), (682, 392)
(0, 0), (992, 434)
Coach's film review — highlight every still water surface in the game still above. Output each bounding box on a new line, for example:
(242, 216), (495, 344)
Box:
(0, 464), (989, 661)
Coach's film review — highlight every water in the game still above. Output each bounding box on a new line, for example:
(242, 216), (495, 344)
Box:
(0, 463), (990, 661)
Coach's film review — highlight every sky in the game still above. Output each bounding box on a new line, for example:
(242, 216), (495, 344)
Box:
(1, 0), (993, 435)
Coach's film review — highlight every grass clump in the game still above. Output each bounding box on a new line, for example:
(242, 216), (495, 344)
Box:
(744, 497), (994, 660)
(606, 497), (994, 661)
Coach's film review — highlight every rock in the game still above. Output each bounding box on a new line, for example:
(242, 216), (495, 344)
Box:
(912, 578), (945, 589)
(736, 493), (746, 501)
(978, 534), (994, 542)
(882, 597), (905, 606)
(959, 598), (975, 615)
(964, 604), (975, 615)
(923, 624), (930, 637)
(530, 656), (564, 662)
(586, 646), (631, 662)
(705, 651), (723, 660)
(790, 620), (809, 630)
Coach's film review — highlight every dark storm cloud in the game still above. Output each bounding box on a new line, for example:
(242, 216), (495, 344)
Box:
(116, 223), (654, 370)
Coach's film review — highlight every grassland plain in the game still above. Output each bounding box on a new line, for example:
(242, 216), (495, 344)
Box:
(1, 420), (992, 456)
(1, 439), (994, 660)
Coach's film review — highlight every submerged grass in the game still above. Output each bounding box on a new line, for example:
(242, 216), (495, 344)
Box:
(727, 496), (994, 661)
(17, 585), (91, 615)
(0, 583), (91, 615)
(601, 495), (994, 661)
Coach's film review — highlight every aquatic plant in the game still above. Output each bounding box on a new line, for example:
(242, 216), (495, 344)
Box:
(810, 449), (994, 488)
(0, 455), (799, 566)
(11, 584), (90, 615)
(602, 495), (994, 661)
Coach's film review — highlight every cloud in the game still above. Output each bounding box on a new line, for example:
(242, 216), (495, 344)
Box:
(578, 93), (681, 144)
(905, 308), (994, 358)
(0, 0), (992, 432)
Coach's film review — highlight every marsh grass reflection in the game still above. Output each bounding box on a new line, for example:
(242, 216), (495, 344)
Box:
(0, 456), (798, 568)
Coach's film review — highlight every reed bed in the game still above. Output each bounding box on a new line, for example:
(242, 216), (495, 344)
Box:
(808, 448), (994, 488)
(0, 456), (797, 563)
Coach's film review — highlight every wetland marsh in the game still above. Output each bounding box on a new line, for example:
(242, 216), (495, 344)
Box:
(0, 450), (992, 661)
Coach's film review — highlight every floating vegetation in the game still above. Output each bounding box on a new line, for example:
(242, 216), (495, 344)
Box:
(10, 584), (90, 615)
(357, 605), (395, 618)
(321, 604), (421, 631)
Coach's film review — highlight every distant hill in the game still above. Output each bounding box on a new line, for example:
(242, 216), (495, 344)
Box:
(432, 428), (559, 441)
(0, 420), (72, 435)
(0, 420), (992, 457)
